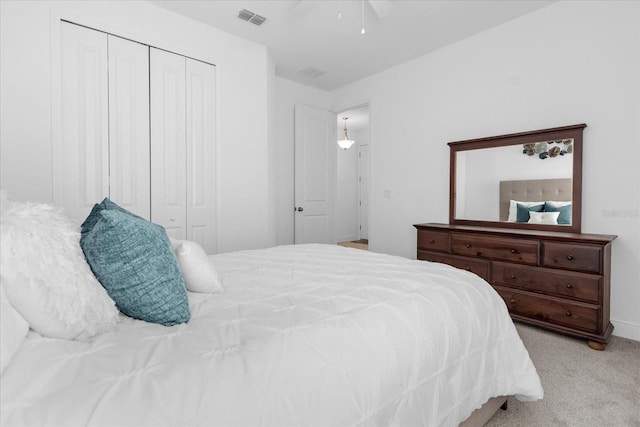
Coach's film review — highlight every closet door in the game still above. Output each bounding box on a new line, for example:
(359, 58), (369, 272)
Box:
(150, 48), (187, 239)
(186, 59), (216, 253)
(59, 22), (109, 225)
(108, 36), (150, 220)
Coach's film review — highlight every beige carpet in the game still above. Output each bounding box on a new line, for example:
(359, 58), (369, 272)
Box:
(486, 323), (640, 426)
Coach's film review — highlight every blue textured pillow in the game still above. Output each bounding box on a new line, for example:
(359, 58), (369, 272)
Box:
(516, 203), (545, 223)
(81, 198), (142, 235)
(80, 203), (189, 326)
(545, 201), (572, 225)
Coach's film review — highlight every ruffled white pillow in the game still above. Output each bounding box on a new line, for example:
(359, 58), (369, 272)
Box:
(0, 282), (29, 374)
(0, 201), (119, 340)
(170, 239), (224, 293)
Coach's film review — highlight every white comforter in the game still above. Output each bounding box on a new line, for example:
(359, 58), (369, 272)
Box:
(1, 244), (542, 426)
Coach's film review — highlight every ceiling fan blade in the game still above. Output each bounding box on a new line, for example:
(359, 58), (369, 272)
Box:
(291, 0), (313, 17)
(368, 0), (394, 18)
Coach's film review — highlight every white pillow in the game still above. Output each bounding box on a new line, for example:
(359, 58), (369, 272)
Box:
(0, 201), (119, 340)
(528, 211), (561, 225)
(507, 200), (545, 222)
(0, 282), (29, 375)
(170, 239), (224, 293)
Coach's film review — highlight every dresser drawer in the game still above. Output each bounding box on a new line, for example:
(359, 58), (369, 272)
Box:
(542, 242), (602, 274)
(417, 230), (450, 253)
(494, 286), (600, 333)
(417, 250), (489, 281)
(491, 262), (601, 303)
(451, 233), (539, 265)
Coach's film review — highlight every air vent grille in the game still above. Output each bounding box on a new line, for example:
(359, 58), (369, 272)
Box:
(297, 67), (327, 79)
(237, 9), (266, 26)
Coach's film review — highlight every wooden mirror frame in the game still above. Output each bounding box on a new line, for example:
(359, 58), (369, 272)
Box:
(449, 124), (585, 234)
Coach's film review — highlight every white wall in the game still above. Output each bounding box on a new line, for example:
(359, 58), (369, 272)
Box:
(331, 1), (640, 340)
(0, 0), (274, 253)
(274, 77), (331, 245)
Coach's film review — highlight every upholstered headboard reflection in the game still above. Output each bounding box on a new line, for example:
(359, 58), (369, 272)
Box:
(499, 178), (572, 221)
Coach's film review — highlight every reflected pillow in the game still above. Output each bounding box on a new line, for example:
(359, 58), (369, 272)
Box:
(508, 200), (544, 222)
(516, 203), (545, 223)
(544, 201), (572, 224)
(528, 211), (560, 225)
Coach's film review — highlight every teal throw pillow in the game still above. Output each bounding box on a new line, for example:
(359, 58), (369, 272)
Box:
(544, 202), (572, 225)
(80, 201), (190, 326)
(81, 197), (143, 235)
(516, 203), (545, 223)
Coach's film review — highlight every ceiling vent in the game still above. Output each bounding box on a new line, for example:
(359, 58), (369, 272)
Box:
(237, 9), (266, 26)
(297, 67), (327, 79)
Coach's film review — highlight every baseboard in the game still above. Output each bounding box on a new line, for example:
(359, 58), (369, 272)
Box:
(611, 319), (640, 342)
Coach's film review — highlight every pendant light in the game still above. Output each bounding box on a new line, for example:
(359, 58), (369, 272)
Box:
(338, 117), (356, 150)
(361, 0), (366, 34)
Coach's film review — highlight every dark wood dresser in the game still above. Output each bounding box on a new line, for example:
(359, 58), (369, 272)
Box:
(414, 223), (616, 350)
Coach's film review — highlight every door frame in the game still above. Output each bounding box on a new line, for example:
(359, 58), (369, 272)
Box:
(333, 102), (372, 245)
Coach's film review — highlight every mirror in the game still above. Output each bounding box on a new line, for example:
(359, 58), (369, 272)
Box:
(449, 124), (585, 233)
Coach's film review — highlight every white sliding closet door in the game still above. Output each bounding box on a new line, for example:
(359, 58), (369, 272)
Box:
(150, 48), (187, 239)
(108, 35), (150, 220)
(58, 23), (150, 225)
(186, 58), (216, 253)
(59, 23), (109, 225)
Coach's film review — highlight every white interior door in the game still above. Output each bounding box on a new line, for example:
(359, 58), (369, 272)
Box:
(108, 35), (150, 220)
(150, 48), (187, 239)
(185, 58), (217, 253)
(358, 144), (370, 240)
(294, 104), (336, 244)
(59, 22), (109, 225)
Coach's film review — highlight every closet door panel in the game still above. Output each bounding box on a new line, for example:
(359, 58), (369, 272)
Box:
(59, 23), (109, 225)
(150, 48), (186, 239)
(186, 58), (216, 253)
(108, 35), (150, 220)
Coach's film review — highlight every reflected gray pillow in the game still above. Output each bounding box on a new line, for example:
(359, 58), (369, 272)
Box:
(544, 201), (572, 225)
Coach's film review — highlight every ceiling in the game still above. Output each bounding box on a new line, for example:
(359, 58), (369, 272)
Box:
(150, 0), (556, 91)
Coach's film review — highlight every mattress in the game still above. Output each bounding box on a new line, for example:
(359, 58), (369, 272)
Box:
(0, 244), (543, 426)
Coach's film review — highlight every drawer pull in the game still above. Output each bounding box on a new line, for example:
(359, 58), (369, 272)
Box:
(566, 283), (573, 289)
(510, 274), (516, 279)
(464, 266), (471, 271)
(429, 239), (436, 244)
(510, 298), (516, 304)
(465, 244), (472, 248)
(566, 255), (574, 261)
(565, 310), (572, 317)
(510, 249), (519, 254)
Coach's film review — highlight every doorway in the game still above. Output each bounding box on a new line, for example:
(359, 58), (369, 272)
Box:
(335, 105), (370, 250)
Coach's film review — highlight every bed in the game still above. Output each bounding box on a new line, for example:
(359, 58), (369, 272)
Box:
(499, 178), (572, 222)
(0, 198), (543, 426)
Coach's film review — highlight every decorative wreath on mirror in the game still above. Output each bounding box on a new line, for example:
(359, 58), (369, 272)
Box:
(523, 139), (573, 159)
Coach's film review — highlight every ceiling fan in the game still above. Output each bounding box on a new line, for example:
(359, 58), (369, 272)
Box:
(292, 0), (395, 19)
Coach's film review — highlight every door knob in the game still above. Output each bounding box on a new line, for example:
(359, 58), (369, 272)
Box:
(297, 207), (304, 212)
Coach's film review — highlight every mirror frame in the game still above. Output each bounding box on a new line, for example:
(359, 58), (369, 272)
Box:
(449, 123), (585, 234)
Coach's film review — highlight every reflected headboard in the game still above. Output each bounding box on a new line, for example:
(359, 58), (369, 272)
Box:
(499, 178), (572, 221)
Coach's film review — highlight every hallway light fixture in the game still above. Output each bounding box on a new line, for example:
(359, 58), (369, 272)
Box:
(338, 117), (356, 150)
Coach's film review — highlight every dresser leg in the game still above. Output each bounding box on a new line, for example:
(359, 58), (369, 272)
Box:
(587, 340), (606, 351)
